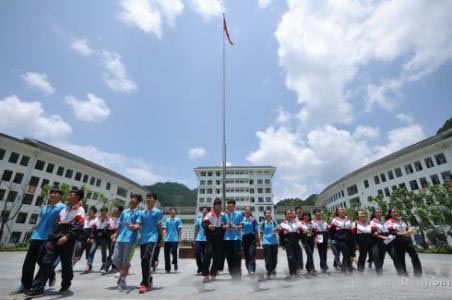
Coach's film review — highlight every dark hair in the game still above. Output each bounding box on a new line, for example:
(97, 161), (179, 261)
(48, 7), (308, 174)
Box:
(334, 207), (344, 216)
(116, 205), (124, 213)
(370, 207), (381, 220)
(100, 206), (108, 212)
(213, 198), (222, 207)
(284, 209), (292, 217)
(146, 192), (158, 200)
(295, 206), (303, 211)
(264, 209), (272, 215)
(169, 207), (177, 213)
(385, 207), (396, 220)
(301, 212), (311, 221)
(201, 206), (210, 212)
(89, 206), (97, 213)
(313, 208), (321, 214)
(227, 199), (236, 205)
(70, 189), (84, 200)
(131, 194), (143, 203)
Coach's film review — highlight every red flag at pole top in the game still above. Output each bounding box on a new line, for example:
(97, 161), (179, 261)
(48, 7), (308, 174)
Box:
(223, 15), (234, 46)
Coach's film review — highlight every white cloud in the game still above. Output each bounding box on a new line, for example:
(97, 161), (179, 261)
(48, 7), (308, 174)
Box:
(275, 0), (452, 127)
(0, 95), (71, 138)
(101, 50), (138, 93)
(70, 38), (137, 93)
(189, 147), (207, 160)
(70, 38), (94, 57)
(248, 121), (425, 199)
(57, 143), (164, 185)
(258, 0), (274, 9)
(65, 93), (111, 122)
(275, 106), (291, 125)
(353, 125), (380, 140)
(21, 72), (55, 95)
(118, 0), (184, 38)
(396, 113), (414, 125)
(190, 0), (223, 19)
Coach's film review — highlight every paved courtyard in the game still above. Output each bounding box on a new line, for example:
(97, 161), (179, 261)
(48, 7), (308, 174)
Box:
(0, 250), (451, 300)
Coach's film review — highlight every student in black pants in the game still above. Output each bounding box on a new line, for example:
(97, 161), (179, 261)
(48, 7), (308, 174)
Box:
(162, 208), (183, 273)
(330, 207), (353, 273)
(294, 206), (305, 271)
(241, 206), (260, 275)
(260, 209), (279, 278)
(312, 209), (329, 273)
(370, 208), (390, 274)
(385, 208), (422, 276)
(353, 209), (374, 272)
(299, 213), (315, 273)
(221, 200), (244, 280)
(29, 189), (85, 296)
(194, 207), (209, 274)
(202, 199), (225, 282)
(278, 209), (302, 279)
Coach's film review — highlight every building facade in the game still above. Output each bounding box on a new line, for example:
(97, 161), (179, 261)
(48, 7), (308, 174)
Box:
(318, 129), (452, 211)
(0, 133), (148, 245)
(194, 166), (276, 222)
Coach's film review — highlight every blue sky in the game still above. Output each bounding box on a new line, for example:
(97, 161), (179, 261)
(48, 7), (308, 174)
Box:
(1, 0), (451, 201)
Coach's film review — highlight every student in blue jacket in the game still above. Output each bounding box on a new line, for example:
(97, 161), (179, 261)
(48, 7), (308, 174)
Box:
(260, 209), (279, 278)
(221, 199), (243, 280)
(162, 207), (183, 273)
(194, 206), (209, 274)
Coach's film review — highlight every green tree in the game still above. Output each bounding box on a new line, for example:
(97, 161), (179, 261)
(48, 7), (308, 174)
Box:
(436, 117), (452, 134)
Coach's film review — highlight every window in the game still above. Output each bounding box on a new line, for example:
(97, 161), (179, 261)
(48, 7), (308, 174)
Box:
(40, 179), (49, 188)
(83, 174), (88, 183)
(46, 163), (55, 173)
(215, 180), (220, 185)
(106, 182), (111, 190)
(265, 179), (271, 184)
(8, 152), (19, 163)
(0, 189), (5, 201)
(391, 185), (397, 192)
(250, 197), (255, 203)
(363, 179), (369, 188)
(341, 190), (345, 197)
(384, 188), (390, 197)
(6, 191), (18, 202)
(258, 206), (264, 212)
(380, 173), (387, 182)
(1, 170), (13, 182)
(23, 232), (32, 242)
(29, 214), (39, 225)
(424, 157), (434, 168)
(35, 196), (44, 207)
(374, 176), (380, 185)
(200, 171), (206, 176)
(435, 153), (447, 165)
(16, 212), (28, 224)
(72, 172), (81, 181)
(65, 169), (73, 179)
(29, 176), (40, 187)
(350, 197), (360, 206)
(257, 188), (263, 194)
(90, 177), (95, 185)
(207, 189), (212, 194)
(9, 232), (21, 244)
(207, 180), (212, 185)
(419, 177), (428, 188)
(413, 161), (423, 172)
(387, 170), (394, 180)
(404, 164), (414, 174)
(22, 193), (34, 205)
(258, 197), (264, 203)
(199, 198), (205, 203)
(441, 171), (452, 182)
(347, 184), (358, 196)
(34, 160), (45, 171)
(13, 172), (24, 184)
(0, 148), (5, 160)
(56, 166), (64, 176)
(409, 180), (419, 191)
(265, 188), (271, 193)
(207, 172), (213, 176)
(20, 155), (30, 166)
(257, 179), (263, 185)
(377, 189), (383, 196)
(399, 183), (407, 189)
(249, 179), (254, 185)
(116, 187), (128, 198)
(395, 168), (403, 177)
(430, 174), (441, 185)
(265, 197), (272, 203)
(216, 171), (221, 176)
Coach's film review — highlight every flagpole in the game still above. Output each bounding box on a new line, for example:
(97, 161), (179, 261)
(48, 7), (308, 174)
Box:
(221, 13), (227, 211)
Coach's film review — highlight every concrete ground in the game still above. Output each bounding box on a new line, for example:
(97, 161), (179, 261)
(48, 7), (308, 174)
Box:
(0, 249), (451, 300)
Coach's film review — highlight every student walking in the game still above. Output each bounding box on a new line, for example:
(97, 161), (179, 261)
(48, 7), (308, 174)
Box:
(15, 188), (65, 294)
(111, 194), (142, 288)
(259, 209), (278, 278)
(89, 207), (111, 274)
(241, 206), (259, 275)
(330, 207), (353, 273)
(194, 207), (209, 274)
(202, 199), (225, 282)
(28, 189), (85, 296)
(221, 199), (244, 280)
(385, 208), (422, 276)
(137, 192), (163, 293)
(163, 208), (183, 273)
(312, 209), (329, 273)
(353, 209), (374, 272)
(278, 209), (302, 279)
(102, 205), (123, 274)
(369, 208), (390, 274)
(299, 213), (315, 273)
(80, 206), (98, 274)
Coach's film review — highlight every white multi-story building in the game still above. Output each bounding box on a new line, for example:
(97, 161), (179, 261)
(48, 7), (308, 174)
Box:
(318, 129), (452, 211)
(194, 166), (276, 222)
(0, 133), (148, 245)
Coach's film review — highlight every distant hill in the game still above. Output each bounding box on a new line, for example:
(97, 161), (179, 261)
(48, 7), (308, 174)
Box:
(437, 117), (452, 134)
(275, 194), (318, 208)
(144, 182), (197, 207)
